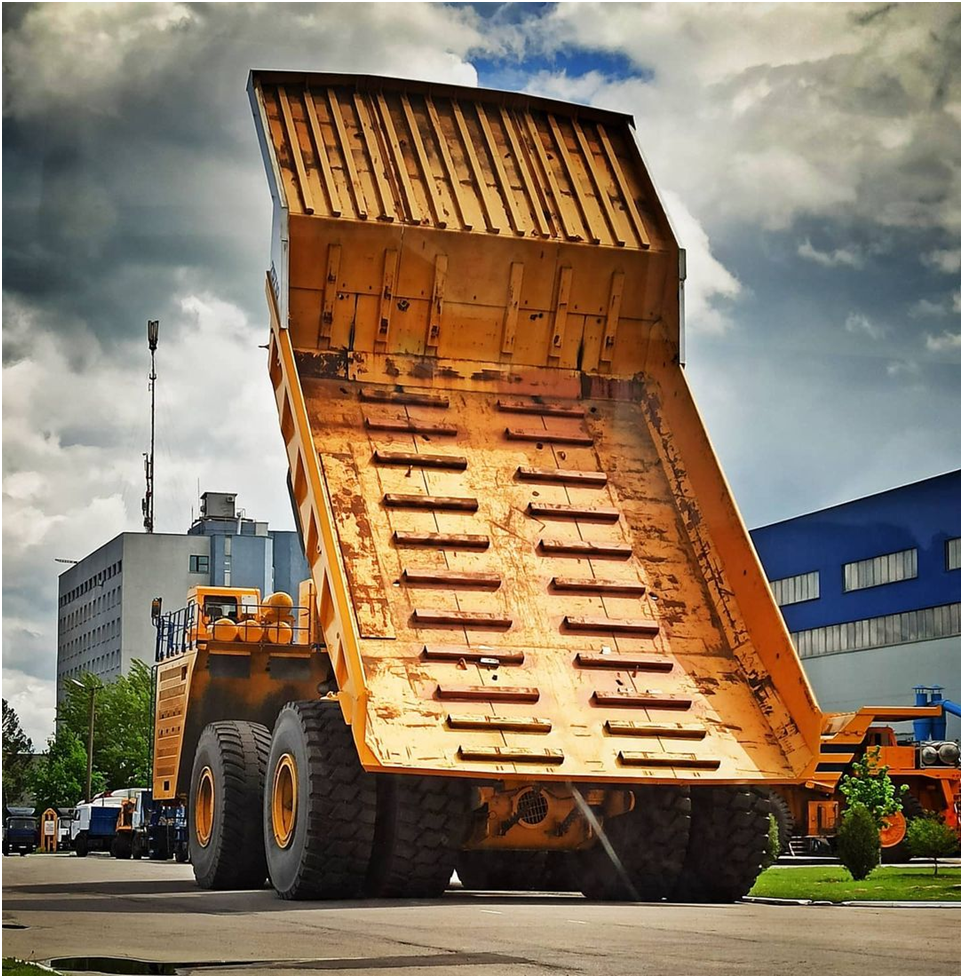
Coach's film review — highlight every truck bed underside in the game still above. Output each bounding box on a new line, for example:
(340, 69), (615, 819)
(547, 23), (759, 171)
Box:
(302, 370), (798, 783)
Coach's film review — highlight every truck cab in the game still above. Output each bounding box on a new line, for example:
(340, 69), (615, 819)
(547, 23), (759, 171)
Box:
(3, 810), (38, 856)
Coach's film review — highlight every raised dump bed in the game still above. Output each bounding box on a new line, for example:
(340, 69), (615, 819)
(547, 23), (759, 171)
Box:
(250, 70), (823, 787)
(157, 70), (831, 905)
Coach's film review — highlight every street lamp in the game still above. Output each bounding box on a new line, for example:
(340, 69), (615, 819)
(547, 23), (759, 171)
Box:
(67, 678), (98, 802)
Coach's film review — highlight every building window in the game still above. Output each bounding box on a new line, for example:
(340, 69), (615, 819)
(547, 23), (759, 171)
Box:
(947, 538), (961, 572)
(770, 570), (820, 606)
(190, 554), (210, 574)
(843, 548), (917, 592)
(792, 602), (961, 658)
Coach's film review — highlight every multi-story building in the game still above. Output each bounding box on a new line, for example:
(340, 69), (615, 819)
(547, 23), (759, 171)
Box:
(750, 470), (961, 737)
(56, 492), (308, 700)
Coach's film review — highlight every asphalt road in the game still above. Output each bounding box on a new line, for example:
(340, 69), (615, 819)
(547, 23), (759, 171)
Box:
(2, 854), (959, 976)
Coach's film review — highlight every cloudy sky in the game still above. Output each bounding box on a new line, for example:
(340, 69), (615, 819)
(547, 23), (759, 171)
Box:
(3, 2), (960, 746)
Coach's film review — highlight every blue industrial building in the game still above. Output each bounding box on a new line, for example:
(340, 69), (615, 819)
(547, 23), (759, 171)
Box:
(750, 471), (961, 737)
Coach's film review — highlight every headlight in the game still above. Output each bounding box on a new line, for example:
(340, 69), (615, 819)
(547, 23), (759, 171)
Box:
(920, 743), (941, 766)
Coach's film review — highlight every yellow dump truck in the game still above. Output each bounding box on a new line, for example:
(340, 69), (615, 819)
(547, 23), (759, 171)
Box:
(152, 70), (873, 902)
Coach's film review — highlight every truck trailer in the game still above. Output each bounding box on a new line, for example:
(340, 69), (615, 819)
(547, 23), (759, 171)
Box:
(150, 71), (953, 903)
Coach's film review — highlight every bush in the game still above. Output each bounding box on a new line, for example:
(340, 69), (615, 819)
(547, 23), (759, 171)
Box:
(762, 814), (781, 869)
(836, 803), (880, 881)
(907, 816), (960, 876)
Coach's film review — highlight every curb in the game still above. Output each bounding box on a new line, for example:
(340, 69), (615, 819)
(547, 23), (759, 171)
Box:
(743, 896), (960, 909)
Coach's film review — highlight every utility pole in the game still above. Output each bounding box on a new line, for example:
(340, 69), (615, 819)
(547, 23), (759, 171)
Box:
(84, 688), (96, 802)
(143, 320), (159, 533)
(67, 679), (97, 802)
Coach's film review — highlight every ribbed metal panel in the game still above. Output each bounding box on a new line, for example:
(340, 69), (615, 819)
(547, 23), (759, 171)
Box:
(770, 570), (819, 607)
(947, 537), (961, 571)
(258, 76), (655, 250)
(843, 548), (918, 592)
(792, 602), (960, 657)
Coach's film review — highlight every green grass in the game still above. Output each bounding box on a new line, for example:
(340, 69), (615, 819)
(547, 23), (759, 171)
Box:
(750, 865), (961, 902)
(2, 961), (58, 976)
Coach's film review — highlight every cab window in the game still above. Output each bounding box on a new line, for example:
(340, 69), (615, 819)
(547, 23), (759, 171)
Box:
(203, 597), (238, 621)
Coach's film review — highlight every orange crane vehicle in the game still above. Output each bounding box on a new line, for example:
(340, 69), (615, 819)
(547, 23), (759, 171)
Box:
(149, 71), (958, 902)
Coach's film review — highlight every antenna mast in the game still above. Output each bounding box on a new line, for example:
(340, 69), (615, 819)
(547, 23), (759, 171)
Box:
(143, 320), (159, 533)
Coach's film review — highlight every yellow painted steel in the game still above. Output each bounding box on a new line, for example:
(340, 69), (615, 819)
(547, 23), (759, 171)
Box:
(250, 71), (826, 786)
(151, 585), (330, 801)
(195, 766), (215, 847)
(271, 753), (298, 849)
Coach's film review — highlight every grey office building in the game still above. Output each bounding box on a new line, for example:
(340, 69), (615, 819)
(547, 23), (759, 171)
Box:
(56, 493), (308, 701)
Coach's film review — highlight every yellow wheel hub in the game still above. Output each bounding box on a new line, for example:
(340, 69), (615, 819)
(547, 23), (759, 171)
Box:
(272, 753), (298, 849)
(195, 766), (215, 847)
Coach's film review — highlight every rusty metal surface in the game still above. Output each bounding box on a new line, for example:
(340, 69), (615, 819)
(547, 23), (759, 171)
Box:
(250, 69), (678, 382)
(285, 370), (822, 783)
(254, 72), (657, 249)
(253, 72), (824, 786)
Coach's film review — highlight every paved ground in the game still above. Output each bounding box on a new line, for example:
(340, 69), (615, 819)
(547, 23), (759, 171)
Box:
(2, 853), (959, 976)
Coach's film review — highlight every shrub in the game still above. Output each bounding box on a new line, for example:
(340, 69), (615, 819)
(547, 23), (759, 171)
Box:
(836, 803), (880, 880)
(762, 813), (781, 869)
(906, 816), (960, 876)
(838, 747), (907, 828)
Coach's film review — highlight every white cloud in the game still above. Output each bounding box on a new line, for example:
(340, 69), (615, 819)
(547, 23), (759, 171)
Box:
(886, 359), (920, 378)
(911, 299), (945, 317)
(923, 249), (962, 274)
(1, 290), (292, 743)
(1, 670), (58, 751)
(516, 4), (960, 236)
(925, 331), (962, 353)
(661, 190), (742, 335)
(844, 312), (886, 341)
(798, 239), (864, 269)
(2, 3), (483, 121)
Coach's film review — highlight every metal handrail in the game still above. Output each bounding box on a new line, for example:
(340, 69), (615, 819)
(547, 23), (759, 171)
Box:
(154, 602), (310, 661)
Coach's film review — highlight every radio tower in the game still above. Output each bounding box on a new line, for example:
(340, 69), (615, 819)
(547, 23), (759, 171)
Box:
(142, 320), (159, 533)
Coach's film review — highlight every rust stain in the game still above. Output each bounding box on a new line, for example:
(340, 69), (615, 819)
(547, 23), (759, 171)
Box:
(295, 350), (348, 379)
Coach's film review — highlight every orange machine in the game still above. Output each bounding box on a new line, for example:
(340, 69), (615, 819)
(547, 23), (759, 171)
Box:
(156, 71), (932, 905)
(770, 707), (961, 858)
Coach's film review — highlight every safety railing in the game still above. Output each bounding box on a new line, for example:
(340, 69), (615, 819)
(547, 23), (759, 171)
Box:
(154, 601), (311, 661)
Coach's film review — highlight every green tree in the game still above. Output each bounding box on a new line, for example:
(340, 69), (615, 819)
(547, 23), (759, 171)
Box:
(838, 747), (907, 828)
(907, 816), (960, 876)
(836, 802), (880, 881)
(28, 729), (105, 812)
(2, 699), (34, 808)
(55, 660), (153, 791)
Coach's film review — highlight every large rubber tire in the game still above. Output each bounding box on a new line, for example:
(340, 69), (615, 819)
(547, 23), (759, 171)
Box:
(671, 786), (773, 903)
(880, 794), (925, 863)
(149, 829), (170, 861)
(111, 834), (133, 859)
(366, 775), (468, 898)
(189, 719), (271, 890)
(74, 832), (89, 857)
(578, 786), (691, 901)
(541, 852), (579, 891)
(455, 850), (548, 891)
(264, 701), (377, 900)
(766, 789), (794, 856)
